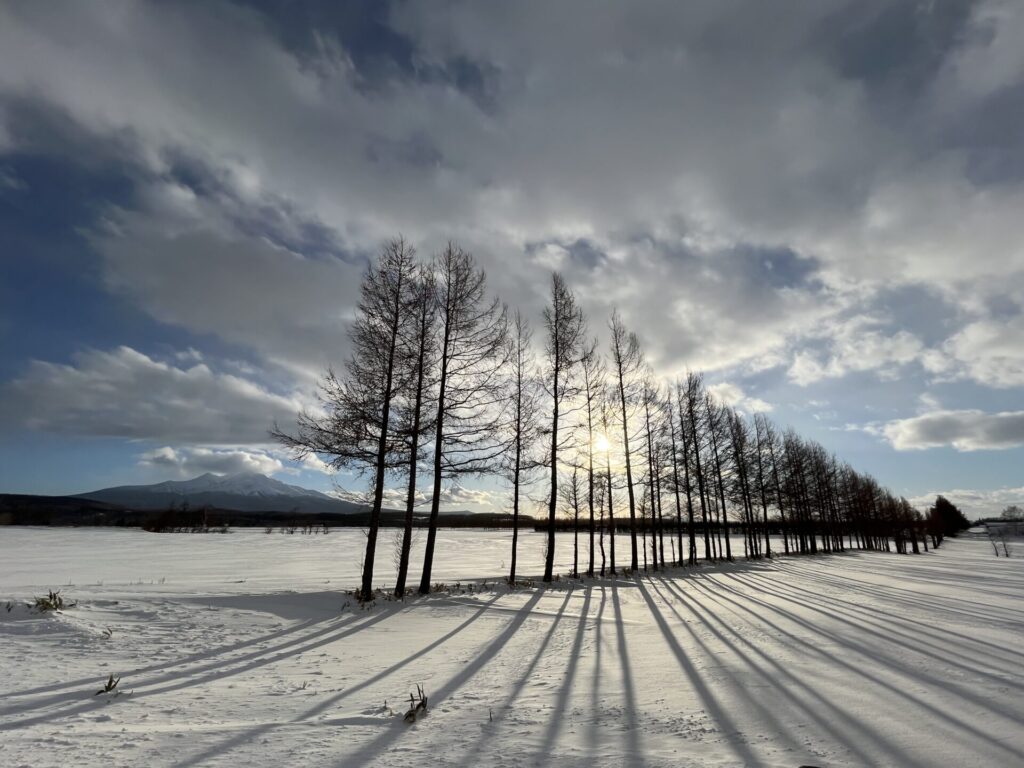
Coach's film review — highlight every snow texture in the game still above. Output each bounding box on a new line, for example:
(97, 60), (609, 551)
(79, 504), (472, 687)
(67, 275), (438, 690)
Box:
(1, 527), (1022, 767)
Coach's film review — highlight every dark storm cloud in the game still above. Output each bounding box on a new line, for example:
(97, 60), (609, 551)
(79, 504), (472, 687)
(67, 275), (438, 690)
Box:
(0, 346), (305, 444)
(883, 409), (1024, 451)
(816, 1), (976, 97)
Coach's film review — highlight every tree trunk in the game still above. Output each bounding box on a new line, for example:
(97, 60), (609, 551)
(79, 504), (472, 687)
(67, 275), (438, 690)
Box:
(509, 433), (521, 584)
(618, 381), (639, 571)
(394, 303), (428, 598)
(668, 406), (685, 566)
(707, 409), (733, 561)
(364, 287), (402, 600)
(605, 449), (617, 574)
(544, 362), (559, 582)
(687, 394), (712, 562)
(418, 302), (451, 596)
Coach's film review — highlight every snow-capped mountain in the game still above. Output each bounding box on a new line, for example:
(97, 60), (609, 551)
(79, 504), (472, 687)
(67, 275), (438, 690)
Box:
(135, 472), (332, 499)
(77, 472), (363, 514)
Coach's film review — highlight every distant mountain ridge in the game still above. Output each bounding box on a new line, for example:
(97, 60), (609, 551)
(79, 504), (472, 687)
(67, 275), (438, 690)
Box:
(3, 473), (529, 528)
(77, 471), (367, 515)
(111, 472), (334, 499)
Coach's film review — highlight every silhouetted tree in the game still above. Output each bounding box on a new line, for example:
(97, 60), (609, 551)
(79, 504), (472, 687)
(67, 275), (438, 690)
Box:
(579, 340), (605, 577)
(666, 397), (687, 566)
(274, 237), (415, 600)
(560, 465), (585, 579)
(642, 377), (668, 570)
(600, 393), (619, 574)
(502, 309), (542, 584)
(752, 413), (775, 558)
(704, 394), (733, 561)
(418, 244), (508, 595)
(609, 311), (644, 571)
(394, 269), (437, 597)
(542, 273), (588, 582)
(929, 495), (970, 542)
(682, 373), (713, 561)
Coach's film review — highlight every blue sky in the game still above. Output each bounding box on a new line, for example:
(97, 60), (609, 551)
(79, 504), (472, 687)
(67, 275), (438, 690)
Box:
(1, 1), (1023, 516)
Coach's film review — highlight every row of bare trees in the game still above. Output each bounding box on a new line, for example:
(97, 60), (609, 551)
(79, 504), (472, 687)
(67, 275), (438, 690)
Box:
(275, 238), (933, 599)
(274, 240), (507, 599)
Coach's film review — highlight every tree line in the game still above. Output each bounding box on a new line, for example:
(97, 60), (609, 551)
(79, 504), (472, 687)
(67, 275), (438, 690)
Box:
(274, 238), (957, 600)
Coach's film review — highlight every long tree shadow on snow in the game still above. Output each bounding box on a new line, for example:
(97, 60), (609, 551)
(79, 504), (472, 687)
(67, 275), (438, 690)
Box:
(453, 580), (646, 767)
(333, 589), (548, 766)
(536, 585), (592, 760)
(0, 601), (399, 730)
(636, 576), (789, 766)
(688, 571), (1024, 765)
(768, 559), (1024, 626)
(1, 595), (348, 701)
(658, 576), (909, 766)
(610, 579), (645, 766)
(719, 573), (1024, 730)
(450, 588), (574, 768)
(172, 590), (509, 767)
(733, 570), (1022, 680)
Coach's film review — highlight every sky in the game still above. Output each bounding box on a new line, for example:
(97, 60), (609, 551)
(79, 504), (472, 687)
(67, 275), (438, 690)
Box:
(1, 0), (1022, 517)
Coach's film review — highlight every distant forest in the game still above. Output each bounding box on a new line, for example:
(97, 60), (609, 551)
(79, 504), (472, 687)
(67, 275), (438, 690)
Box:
(0, 493), (534, 531)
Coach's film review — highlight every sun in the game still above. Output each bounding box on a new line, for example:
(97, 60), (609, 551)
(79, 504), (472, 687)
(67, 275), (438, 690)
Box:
(593, 433), (611, 453)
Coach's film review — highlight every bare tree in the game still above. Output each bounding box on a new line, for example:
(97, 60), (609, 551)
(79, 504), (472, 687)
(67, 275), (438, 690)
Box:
(579, 340), (605, 577)
(542, 273), (588, 583)
(597, 472), (608, 576)
(760, 416), (790, 555)
(752, 413), (774, 558)
(609, 311), (644, 572)
(600, 392), (619, 574)
(672, 380), (698, 565)
(560, 466), (585, 579)
(642, 376), (663, 570)
(638, 481), (651, 571)
(1001, 505), (1023, 521)
(273, 238), (415, 600)
(666, 397), (687, 566)
(502, 309), (542, 584)
(394, 270), (437, 597)
(704, 394), (734, 561)
(726, 408), (759, 559)
(682, 373), (713, 561)
(418, 245), (508, 595)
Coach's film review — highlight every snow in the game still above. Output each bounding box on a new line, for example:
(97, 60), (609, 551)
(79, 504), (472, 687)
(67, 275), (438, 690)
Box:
(2, 527), (1022, 767)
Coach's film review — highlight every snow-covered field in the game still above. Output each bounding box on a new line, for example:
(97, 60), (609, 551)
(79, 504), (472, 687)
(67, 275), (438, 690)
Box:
(0, 526), (644, 593)
(2, 527), (1022, 767)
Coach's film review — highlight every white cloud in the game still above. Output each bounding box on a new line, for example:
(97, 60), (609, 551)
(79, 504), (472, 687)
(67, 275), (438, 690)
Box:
(706, 382), (773, 414)
(879, 409), (1024, 451)
(940, 315), (1024, 388)
(298, 453), (333, 475)
(341, 483), (496, 512)
(437, 484), (497, 509)
(138, 446), (284, 477)
(1, 346), (306, 445)
(788, 317), (927, 386)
